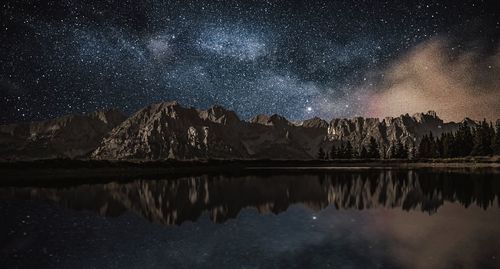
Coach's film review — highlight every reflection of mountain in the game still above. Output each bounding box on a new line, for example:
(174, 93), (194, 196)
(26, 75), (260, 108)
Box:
(1, 170), (499, 225)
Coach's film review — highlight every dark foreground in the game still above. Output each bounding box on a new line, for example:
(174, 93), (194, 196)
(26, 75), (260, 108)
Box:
(1, 168), (499, 268)
(1, 157), (500, 185)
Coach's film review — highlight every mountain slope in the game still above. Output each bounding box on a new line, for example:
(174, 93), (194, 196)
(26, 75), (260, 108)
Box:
(0, 109), (126, 160)
(0, 101), (478, 161)
(92, 102), (467, 160)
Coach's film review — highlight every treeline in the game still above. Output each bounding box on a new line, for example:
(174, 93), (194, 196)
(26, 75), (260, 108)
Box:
(318, 120), (500, 160)
(419, 120), (500, 158)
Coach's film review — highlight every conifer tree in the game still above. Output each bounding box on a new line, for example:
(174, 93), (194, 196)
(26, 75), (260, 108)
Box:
(360, 146), (368, 159)
(439, 132), (455, 158)
(428, 132), (438, 158)
(455, 121), (473, 156)
(344, 141), (353, 159)
(436, 136), (443, 158)
(367, 137), (380, 159)
(472, 119), (493, 156)
(389, 142), (397, 159)
(395, 140), (406, 158)
(352, 148), (359, 159)
(338, 141), (346, 159)
(418, 134), (432, 158)
(401, 144), (409, 159)
(330, 145), (337, 159)
(409, 143), (417, 159)
(493, 121), (500, 155)
(317, 147), (326, 159)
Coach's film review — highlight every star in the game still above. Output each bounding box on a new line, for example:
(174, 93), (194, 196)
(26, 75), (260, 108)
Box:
(0, 0), (497, 123)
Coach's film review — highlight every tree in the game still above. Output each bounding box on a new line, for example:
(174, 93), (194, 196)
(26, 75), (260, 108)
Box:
(389, 142), (397, 159)
(494, 121), (500, 155)
(418, 134), (431, 158)
(367, 137), (380, 159)
(352, 148), (359, 159)
(343, 141), (353, 159)
(329, 145), (338, 159)
(439, 132), (455, 158)
(435, 136), (443, 158)
(317, 147), (326, 159)
(409, 143), (417, 159)
(400, 144), (409, 159)
(428, 132), (438, 158)
(395, 140), (408, 159)
(455, 121), (473, 156)
(472, 119), (493, 156)
(360, 146), (368, 159)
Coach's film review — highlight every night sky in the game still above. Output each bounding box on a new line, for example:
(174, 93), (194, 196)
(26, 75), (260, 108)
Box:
(1, 0), (499, 123)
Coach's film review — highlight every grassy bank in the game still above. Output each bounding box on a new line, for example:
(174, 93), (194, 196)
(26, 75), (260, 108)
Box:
(1, 156), (499, 186)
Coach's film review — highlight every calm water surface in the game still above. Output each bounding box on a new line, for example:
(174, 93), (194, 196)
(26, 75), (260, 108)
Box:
(1, 168), (499, 269)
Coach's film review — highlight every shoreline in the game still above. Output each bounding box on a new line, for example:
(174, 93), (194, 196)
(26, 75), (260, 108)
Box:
(1, 157), (499, 186)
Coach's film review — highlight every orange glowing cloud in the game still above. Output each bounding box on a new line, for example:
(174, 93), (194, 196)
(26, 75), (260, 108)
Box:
(366, 38), (500, 122)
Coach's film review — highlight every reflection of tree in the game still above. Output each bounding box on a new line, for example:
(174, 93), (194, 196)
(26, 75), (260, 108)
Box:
(1, 170), (499, 225)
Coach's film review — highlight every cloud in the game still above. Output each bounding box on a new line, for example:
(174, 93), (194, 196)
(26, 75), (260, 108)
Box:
(197, 26), (268, 61)
(365, 38), (500, 121)
(147, 36), (174, 61)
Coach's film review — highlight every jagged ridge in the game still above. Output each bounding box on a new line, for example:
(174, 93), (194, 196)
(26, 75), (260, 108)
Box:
(0, 101), (478, 160)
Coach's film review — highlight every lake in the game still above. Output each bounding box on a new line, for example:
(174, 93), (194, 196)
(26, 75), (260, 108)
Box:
(1, 168), (499, 268)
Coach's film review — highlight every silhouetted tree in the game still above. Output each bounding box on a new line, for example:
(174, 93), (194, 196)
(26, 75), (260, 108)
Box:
(367, 137), (380, 159)
(352, 148), (359, 159)
(360, 146), (368, 159)
(472, 119), (493, 156)
(418, 134), (432, 158)
(494, 121), (500, 155)
(409, 143), (417, 159)
(343, 141), (353, 159)
(389, 142), (397, 159)
(438, 132), (455, 158)
(329, 145), (338, 159)
(381, 145), (387, 159)
(337, 141), (345, 158)
(428, 132), (438, 158)
(317, 147), (326, 159)
(394, 140), (408, 158)
(455, 121), (473, 156)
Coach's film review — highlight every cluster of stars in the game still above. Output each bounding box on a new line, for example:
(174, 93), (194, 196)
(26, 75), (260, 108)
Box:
(0, 0), (498, 123)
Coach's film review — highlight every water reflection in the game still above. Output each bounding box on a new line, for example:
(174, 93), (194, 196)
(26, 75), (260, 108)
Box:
(1, 169), (499, 225)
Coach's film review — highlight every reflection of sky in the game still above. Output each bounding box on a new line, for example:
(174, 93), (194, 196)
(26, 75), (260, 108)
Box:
(1, 201), (499, 268)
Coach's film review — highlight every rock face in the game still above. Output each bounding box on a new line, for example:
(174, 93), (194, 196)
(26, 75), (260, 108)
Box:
(0, 109), (126, 160)
(0, 101), (479, 160)
(92, 102), (468, 160)
(92, 102), (322, 160)
(327, 112), (462, 155)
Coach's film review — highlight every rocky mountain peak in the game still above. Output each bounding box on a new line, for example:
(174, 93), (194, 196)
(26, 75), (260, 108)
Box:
(249, 114), (291, 127)
(413, 110), (442, 124)
(1, 101), (481, 161)
(199, 105), (240, 125)
(87, 108), (127, 126)
(302, 117), (329, 128)
(249, 114), (271, 125)
(269, 114), (292, 127)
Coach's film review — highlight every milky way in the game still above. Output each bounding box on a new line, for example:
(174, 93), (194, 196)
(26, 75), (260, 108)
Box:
(1, 0), (498, 123)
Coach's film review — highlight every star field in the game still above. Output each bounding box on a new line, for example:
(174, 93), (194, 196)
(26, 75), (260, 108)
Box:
(0, 0), (498, 123)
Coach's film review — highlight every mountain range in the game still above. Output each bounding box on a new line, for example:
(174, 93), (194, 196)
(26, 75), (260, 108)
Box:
(0, 101), (479, 161)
